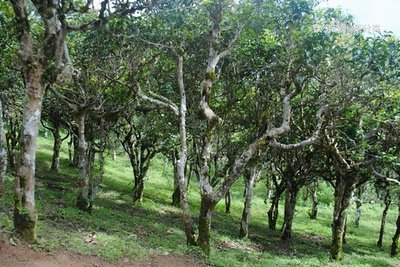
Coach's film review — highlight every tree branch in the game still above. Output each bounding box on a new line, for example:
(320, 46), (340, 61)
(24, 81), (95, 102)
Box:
(269, 105), (329, 149)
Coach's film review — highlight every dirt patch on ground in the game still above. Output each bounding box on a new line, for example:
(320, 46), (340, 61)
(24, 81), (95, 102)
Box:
(0, 239), (203, 267)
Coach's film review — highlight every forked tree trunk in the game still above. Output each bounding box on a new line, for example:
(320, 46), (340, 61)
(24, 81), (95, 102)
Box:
(377, 190), (391, 248)
(50, 128), (61, 172)
(198, 196), (214, 256)
(391, 205), (400, 256)
(331, 177), (355, 260)
(281, 186), (298, 240)
(76, 113), (90, 211)
(309, 182), (318, 219)
(268, 182), (285, 230)
(0, 99), (7, 198)
(240, 163), (259, 238)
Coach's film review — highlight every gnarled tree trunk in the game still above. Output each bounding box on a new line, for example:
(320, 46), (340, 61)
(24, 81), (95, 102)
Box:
(239, 162), (259, 238)
(377, 190), (391, 248)
(0, 99), (7, 198)
(331, 176), (355, 260)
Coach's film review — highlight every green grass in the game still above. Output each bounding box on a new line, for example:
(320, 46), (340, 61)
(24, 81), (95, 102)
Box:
(1, 134), (400, 266)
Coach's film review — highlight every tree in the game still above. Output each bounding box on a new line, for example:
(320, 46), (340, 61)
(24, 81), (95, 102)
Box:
(0, 99), (6, 198)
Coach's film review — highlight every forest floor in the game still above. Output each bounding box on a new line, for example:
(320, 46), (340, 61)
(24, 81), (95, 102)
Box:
(0, 238), (201, 267)
(1, 135), (400, 266)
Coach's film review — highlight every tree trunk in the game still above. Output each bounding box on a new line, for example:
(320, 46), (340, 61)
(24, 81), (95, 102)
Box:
(391, 205), (400, 256)
(72, 133), (79, 167)
(50, 128), (61, 172)
(281, 186), (298, 240)
(225, 189), (231, 213)
(309, 182), (318, 219)
(76, 113), (90, 211)
(5, 117), (19, 171)
(268, 183), (284, 230)
(68, 133), (73, 165)
(86, 144), (95, 213)
(198, 196), (214, 256)
(354, 188), (362, 228)
(331, 177), (355, 260)
(14, 72), (45, 242)
(240, 163), (259, 238)
(0, 99), (7, 198)
(172, 149), (180, 206)
(133, 174), (144, 203)
(377, 190), (391, 248)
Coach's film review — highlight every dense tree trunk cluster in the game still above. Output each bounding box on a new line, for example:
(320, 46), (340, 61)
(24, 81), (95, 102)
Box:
(2, 0), (399, 262)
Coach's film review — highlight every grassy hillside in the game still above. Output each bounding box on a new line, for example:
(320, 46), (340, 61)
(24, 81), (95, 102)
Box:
(1, 134), (400, 266)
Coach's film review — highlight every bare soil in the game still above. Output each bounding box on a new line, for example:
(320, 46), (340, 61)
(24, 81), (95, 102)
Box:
(0, 239), (203, 267)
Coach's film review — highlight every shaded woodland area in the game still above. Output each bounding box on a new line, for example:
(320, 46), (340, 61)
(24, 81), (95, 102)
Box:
(0, 0), (400, 266)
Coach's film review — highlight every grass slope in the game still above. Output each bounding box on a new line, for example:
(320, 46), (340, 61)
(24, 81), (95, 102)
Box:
(1, 134), (400, 266)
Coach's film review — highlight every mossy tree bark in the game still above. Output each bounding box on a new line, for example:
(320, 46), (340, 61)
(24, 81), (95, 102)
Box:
(331, 176), (355, 260)
(198, 196), (215, 256)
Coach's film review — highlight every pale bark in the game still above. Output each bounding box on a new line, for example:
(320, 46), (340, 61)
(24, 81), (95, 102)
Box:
(0, 99), (7, 198)
(176, 55), (196, 245)
(10, 0), (69, 242)
(239, 162), (260, 238)
(137, 53), (195, 245)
